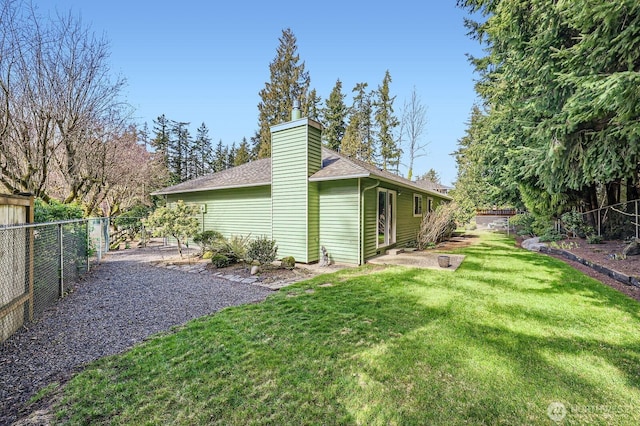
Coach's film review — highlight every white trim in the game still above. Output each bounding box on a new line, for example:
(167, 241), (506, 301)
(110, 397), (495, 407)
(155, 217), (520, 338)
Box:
(376, 188), (397, 249)
(309, 173), (370, 182)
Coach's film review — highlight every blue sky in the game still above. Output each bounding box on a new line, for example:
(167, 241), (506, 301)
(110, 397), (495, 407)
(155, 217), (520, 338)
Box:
(40, 1), (482, 186)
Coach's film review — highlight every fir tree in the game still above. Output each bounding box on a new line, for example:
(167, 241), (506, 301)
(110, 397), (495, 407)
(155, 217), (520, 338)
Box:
(374, 70), (401, 172)
(193, 122), (213, 177)
(212, 140), (228, 172)
(350, 82), (375, 163)
(321, 79), (348, 152)
(234, 138), (251, 166)
(169, 121), (192, 183)
(256, 28), (311, 158)
(227, 142), (237, 168)
(151, 114), (171, 168)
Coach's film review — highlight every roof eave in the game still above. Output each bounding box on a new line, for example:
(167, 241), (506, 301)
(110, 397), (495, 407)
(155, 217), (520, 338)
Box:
(308, 173), (370, 182)
(151, 181), (271, 196)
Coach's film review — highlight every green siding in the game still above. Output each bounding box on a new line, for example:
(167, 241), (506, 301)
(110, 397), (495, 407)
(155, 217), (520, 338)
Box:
(362, 179), (379, 261)
(271, 119), (322, 263)
(396, 191), (422, 246)
(361, 179), (450, 262)
(308, 182), (319, 262)
(167, 186), (271, 239)
(318, 179), (360, 265)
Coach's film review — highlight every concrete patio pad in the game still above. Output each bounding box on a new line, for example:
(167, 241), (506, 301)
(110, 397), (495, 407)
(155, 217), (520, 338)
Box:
(367, 251), (465, 271)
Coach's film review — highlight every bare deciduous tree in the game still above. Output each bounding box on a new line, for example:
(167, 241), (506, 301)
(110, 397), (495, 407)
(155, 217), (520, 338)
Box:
(0, 1), (163, 214)
(401, 86), (429, 181)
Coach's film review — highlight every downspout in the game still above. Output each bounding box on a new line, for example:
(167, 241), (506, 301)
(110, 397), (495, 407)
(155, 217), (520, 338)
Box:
(360, 179), (380, 265)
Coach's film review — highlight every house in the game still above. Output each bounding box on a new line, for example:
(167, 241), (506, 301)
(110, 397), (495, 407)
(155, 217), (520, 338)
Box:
(413, 179), (453, 196)
(152, 109), (452, 265)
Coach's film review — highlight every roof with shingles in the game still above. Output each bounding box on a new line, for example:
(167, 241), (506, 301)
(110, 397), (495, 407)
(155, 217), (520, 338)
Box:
(412, 178), (453, 192)
(152, 147), (451, 200)
(152, 158), (271, 195)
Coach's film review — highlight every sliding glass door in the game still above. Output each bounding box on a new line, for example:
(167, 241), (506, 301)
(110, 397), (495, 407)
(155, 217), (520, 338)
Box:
(377, 188), (396, 248)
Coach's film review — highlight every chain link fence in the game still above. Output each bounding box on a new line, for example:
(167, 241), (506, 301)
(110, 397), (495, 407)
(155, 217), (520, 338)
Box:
(0, 218), (109, 342)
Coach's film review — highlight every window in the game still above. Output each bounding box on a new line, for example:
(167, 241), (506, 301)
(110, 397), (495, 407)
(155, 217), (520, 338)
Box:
(427, 197), (433, 213)
(413, 194), (423, 217)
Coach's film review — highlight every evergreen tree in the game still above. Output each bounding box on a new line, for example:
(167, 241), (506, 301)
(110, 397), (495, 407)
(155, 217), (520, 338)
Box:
(151, 114), (171, 168)
(457, 0), (640, 218)
(345, 82), (375, 163)
(256, 28), (311, 158)
(212, 140), (228, 172)
(304, 88), (322, 121)
(234, 137), (251, 166)
(321, 79), (348, 152)
(374, 70), (401, 172)
(418, 169), (441, 184)
(169, 121), (192, 183)
(193, 122), (213, 177)
(227, 142), (237, 168)
(340, 118), (362, 159)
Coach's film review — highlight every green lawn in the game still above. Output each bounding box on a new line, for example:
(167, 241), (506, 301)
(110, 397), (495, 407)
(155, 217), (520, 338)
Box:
(55, 232), (640, 425)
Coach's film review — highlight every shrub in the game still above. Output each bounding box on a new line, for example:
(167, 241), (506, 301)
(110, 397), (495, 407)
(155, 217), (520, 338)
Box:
(193, 230), (224, 255)
(561, 210), (587, 238)
(202, 251), (214, 259)
(509, 213), (535, 237)
(34, 198), (84, 222)
(586, 234), (603, 244)
(281, 256), (296, 270)
(539, 230), (563, 242)
(211, 253), (231, 268)
(221, 234), (251, 263)
(417, 202), (458, 249)
(246, 236), (278, 266)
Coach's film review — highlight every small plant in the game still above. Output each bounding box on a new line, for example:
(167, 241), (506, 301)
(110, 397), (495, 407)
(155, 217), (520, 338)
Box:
(211, 253), (231, 268)
(193, 230), (224, 255)
(586, 234), (603, 244)
(246, 236), (278, 266)
(539, 230), (564, 242)
(281, 256), (296, 270)
(222, 234), (251, 263)
(202, 251), (214, 259)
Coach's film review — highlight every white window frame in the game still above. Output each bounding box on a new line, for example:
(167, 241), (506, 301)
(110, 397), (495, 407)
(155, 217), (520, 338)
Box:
(413, 194), (423, 217)
(377, 188), (397, 248)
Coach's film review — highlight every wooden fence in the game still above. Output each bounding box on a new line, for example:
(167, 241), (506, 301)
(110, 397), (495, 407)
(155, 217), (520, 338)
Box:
(0, 194), (34, 342)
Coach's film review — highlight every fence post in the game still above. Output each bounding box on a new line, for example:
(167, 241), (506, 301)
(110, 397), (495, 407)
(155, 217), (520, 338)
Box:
(58, 223), (64, 298)
(86, 219), (90, 272)
(634, 200), (638, 240)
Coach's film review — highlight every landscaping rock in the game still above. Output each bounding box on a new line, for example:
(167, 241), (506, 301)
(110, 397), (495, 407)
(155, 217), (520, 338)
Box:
(521, 237), (547, 252)
(250, 265), (260, 275)
(622, 239), (640, 256)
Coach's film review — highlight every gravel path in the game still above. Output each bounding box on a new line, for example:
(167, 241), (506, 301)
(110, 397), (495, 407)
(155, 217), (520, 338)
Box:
(0, 246), (272, 425)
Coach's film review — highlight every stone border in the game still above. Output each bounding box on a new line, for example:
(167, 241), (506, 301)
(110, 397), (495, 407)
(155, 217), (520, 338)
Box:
(540, 246), (640, 288)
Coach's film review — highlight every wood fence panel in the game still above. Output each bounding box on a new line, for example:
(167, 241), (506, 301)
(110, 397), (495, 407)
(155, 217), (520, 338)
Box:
(0, 194), (33, 342)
